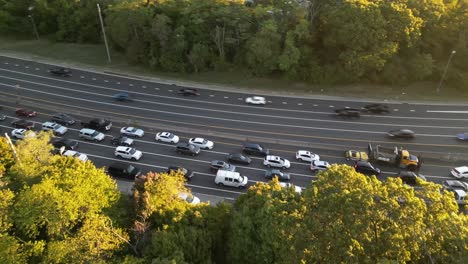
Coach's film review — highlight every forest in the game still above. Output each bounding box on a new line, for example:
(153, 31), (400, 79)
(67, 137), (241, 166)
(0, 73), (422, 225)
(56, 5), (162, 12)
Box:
(0, 0), (467, 86)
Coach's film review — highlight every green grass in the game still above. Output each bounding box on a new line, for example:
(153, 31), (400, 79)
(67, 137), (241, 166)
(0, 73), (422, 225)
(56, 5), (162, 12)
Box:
(1, 36), (467, 102)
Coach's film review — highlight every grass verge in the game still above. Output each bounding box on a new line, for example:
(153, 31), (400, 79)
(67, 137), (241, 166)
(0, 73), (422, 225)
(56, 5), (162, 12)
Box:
(1, 36), (467, 102)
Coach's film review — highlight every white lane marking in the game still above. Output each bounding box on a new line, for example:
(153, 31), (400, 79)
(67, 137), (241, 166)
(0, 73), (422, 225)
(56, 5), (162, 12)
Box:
(238, 98), (243, 100)
(0, 76), (465, 130)
(35, 68), (39, 70)
(224, 96), (229, 99)
(1, 68), (467, 121)
(393, 109), (399, 111)
(116, 82), (120, 84)
(92, 78), (96, 80)
(80, 76), (84, 78)
(410, 109), (415, 112)
(427, 110), (468, 113)
(3, 62), (8, 65)
(129, 84), (133, 86)
(209, 95), (215, 97)
(329, 105), (334, 108)
(14, 64), (19, 66)
(155, 88), (160, 90)
(25, 66), (29, 69)
(104, 80), (108, 82)
(297, 103), (302, 106)
(282, 102), (287, 104)
(267, 101), (272, 103)
(168, 89), (173, 92)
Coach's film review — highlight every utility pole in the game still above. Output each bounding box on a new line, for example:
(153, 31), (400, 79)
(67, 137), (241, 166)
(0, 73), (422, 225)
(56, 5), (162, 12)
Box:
(97, 3), (111, 63)
(28, 6), (40, 40)
(436, 50), (456, 93)
(4, 133), (22, 167)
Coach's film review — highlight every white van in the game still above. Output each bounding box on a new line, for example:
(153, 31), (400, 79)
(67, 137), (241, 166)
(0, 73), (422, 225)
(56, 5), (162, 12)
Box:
(215, 170), (248, 188)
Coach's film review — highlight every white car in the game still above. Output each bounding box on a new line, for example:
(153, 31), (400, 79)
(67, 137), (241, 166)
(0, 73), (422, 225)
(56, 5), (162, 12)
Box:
(79, 128), (105, 142)
(114, 146), (143, 161)
(245, 96), (266, 105)
(155, 132), (179, 144)
(178, 193), (200, 205)
(62, 150), (88, 162)
(451, 166), (468, 179)
(42, 121), (68, 135)
(296, 150), (320, 162)
(279, 182), (302, 194)
(120, 127), (144, 138)
(189, 137), (214, 150)
(11, 129), (36, 139)
(263, 155), (291, 169)
(310, 160), (330, 172)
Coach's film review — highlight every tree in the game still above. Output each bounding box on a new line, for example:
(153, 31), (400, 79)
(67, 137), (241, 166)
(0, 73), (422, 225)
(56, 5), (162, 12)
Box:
(0, 137), (15, 178)
(227, 179), (304, 264)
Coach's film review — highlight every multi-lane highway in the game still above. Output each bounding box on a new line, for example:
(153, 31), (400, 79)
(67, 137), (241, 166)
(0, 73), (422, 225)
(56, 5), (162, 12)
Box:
(1, 55), (467, 202)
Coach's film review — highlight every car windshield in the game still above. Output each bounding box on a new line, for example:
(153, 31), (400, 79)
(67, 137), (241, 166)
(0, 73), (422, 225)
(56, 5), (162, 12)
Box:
(128, 127), (137, 132)
(200, 139), (207, 144)
(91, 131), (100, 137)
(129, 148), (136, 154)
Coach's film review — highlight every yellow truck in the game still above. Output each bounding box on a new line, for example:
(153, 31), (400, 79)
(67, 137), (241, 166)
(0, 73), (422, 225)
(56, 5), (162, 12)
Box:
(368, 144), (420, 171)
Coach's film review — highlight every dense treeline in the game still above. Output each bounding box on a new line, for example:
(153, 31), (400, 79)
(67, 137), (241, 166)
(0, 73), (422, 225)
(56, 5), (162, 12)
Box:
(0, 133), (467, 263)
(0, 0), (467, 86)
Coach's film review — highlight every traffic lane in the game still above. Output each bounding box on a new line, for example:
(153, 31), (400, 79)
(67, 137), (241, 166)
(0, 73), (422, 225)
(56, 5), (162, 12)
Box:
(3, 59), (468, 118)
(3, 69), (468, 125)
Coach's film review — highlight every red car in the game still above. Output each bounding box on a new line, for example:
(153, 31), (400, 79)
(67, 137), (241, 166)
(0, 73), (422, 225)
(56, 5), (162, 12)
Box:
(15, 108), (37, 117)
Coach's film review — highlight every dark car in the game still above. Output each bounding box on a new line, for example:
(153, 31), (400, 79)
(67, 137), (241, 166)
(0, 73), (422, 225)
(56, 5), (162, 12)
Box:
(11, 119), (34, 130)
(51, 113), (76, 126)
(387, 129), (415, 139)
(354, 161), (381, 176)
(176, 143), (200, 156)
(242, 143), (269, 156)
(227, 153), (252, 165)
(177, 88), (200, 96)
(264, 169), (290, 182)
(110, 135), (133, 146)
(81, 118), (112, 131)
(49, 67), (72, 77)
(167, 166), (194, 181)
(363, 103), (390, 114)
(398, 170), (426, 186)
(335, 108), (361, 118)
(442, 180), (468, 192)
(107, 162), (141, 180)
(113, 92), (133, 102)
(15, 108), (37, 117)
(51, 138), (79, 150)
(210, 160), (236, 173)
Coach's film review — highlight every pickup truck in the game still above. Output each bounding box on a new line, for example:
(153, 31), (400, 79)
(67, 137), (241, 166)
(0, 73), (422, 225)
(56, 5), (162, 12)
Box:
(368, 143), (420, 171)
(81, 118), (112, 132)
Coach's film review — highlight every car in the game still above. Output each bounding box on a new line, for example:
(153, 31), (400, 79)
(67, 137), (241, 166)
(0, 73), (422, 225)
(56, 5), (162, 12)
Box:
(62, 150), (88, 162)
(42, 122), (68, 135)
(245, 96), (266, 105)
(264, 169), (290, 182)
(387, 129), (415, 139)
(310, 160), (330, 172)
(120, 127), (144, 138)
(296, 150), (320, 162)
(263, 155), (291, 169)
(15, 108), (37, 117)
(11, 129), (36, 139)
(81, 118), (112, 131)
(242, 143), (269, 156)
(210, 160), (236, 173)
(51, 138), (79, 150)
(11, 119), (34, 130)
(363, 103), (390, 114)
(354, 161), (381, 176)
(345, 150), (369, 161)
(110, 135), (133, 146)
(51, 113), (76, 126)
(79, 128), (105, 142)
(177, 88), (200, 96)
(155, 132), (179, 144)
(178, 193), (200, 205)
(456, 133), (468, 141)
(107, 162), (141, 180)
(451, 166), (468, 179)
(335, 108), (361, 118)
(176, 143), (200, 156)
(49, 67), (72, 77)
(227, 153), (252, 165)
(114, 146), (142, 160)
(188, 137), (214, 150)
(449, 189), (467, 205)
(397, 170), (426, 185)
(279, 182), (302, 194)
(113, 92), (133, 102)
(167, 166), (194, 181)
(442, 180), (468, 192)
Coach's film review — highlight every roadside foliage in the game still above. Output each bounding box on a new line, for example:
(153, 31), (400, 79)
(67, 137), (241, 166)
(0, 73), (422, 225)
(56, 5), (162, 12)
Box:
(0, 0), (466, 86)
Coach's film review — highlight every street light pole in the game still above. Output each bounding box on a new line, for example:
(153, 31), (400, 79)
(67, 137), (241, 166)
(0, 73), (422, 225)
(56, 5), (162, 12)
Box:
(436, 50), (456, 93)
(28, 6), (40, 40)
(97, 3), (112, 63)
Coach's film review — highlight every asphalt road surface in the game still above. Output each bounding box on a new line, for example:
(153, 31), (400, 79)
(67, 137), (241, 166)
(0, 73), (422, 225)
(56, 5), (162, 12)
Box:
(1, 55), (467, 203)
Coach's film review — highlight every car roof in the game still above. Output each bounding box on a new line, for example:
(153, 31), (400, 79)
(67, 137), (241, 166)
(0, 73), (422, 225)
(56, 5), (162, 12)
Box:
(80, 128), (97, 133)
(116, 146), (131, 151)
(297, 150), (310, 155)
(160, 132), (172, 136)
(454, 166), (468, 173)
(266, 155), (280, 160)
(314, 160), (329, 166)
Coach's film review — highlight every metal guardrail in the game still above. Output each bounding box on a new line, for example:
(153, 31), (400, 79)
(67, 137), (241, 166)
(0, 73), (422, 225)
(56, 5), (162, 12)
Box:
(2, 97), (468, 163)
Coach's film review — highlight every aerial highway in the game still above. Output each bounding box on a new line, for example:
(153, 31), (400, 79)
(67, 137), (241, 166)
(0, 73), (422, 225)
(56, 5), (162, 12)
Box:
(1, 55), (467, 202)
